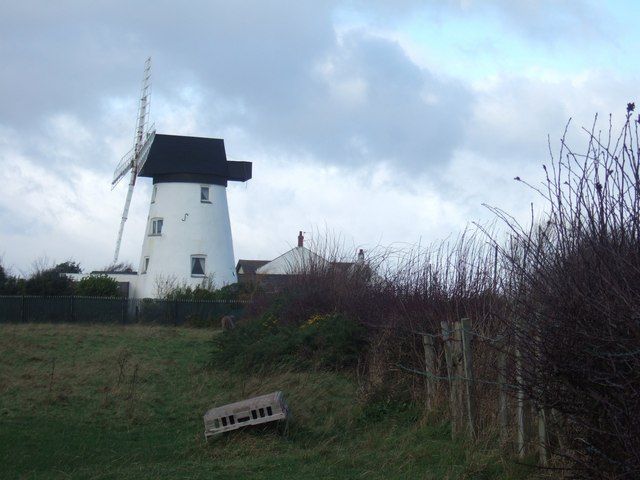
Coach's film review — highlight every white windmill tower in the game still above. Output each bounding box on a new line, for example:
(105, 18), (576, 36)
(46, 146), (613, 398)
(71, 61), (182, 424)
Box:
(111, 59), (252, 299)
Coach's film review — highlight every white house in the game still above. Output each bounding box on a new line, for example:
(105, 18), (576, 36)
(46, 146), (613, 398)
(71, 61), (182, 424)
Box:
(236, 232), (365, 287)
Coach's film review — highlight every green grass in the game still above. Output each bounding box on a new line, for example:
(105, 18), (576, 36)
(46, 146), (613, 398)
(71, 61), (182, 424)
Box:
(0, 324), (534, 479)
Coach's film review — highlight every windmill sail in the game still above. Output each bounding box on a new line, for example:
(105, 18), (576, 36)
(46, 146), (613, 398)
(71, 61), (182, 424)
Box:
(112, 57), (153, 264)
(112, 128), (156, 187)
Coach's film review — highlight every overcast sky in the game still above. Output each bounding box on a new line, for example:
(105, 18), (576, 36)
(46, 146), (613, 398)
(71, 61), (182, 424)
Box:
(1, 0), (638, 274)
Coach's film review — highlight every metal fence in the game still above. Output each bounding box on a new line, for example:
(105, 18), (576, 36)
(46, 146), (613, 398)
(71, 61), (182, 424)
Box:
(0, 295), (248, 327)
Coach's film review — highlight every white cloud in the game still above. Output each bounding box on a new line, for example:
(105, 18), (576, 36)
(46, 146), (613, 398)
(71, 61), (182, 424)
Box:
(230, 155), (469, 262)
(0, 116), (150, 273)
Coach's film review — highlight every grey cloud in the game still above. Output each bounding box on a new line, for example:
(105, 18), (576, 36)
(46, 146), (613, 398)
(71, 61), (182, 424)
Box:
(1, 0), (470, 175)
(462, 73), (637, 168)
(212, 30), (472, 171)
(0, 1), (338, 127)
(346, 0), (606, 43)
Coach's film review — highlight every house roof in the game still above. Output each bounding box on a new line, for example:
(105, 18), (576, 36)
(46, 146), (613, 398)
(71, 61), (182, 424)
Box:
(236, 259), (270, 275)
(138, 134), (252, 186)
(255, 246), (328, 275)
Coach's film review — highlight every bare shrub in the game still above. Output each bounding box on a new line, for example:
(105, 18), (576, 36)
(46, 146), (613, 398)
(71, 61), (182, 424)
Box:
(246, 228), (505, 408)
(494, 105), (640, 478)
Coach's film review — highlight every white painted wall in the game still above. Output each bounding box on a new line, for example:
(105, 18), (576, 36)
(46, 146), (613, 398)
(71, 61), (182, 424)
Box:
(135, 182), (237, 298)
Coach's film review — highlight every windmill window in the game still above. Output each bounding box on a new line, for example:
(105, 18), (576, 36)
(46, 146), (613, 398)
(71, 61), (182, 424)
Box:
(150, 218), (163, 236)
(191, 255), (206, 276)
(151, 186), (157, 204)
(200, 186), (211, 203)
(141, 257), (149, 274)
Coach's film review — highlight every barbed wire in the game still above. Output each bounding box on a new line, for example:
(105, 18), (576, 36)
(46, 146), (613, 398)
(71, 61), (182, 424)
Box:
(596, 348), (640, 358)
(461, 328), (508, 344)
(410, 327), (508, 345)
(396, 363), (519, 390)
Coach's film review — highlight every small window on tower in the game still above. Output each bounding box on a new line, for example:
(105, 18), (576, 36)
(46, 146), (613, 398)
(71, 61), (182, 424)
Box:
(150, 218), (163, 236)
(142, 257), (149, 274)
(151, 186), (157, 203)
(191, 255), (206, 276)
(200, 186), (210, 203)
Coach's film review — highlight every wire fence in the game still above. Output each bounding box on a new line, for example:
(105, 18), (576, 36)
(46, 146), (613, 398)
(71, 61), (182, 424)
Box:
(0, 295), (248, 327)
(399, 317), (551, 467)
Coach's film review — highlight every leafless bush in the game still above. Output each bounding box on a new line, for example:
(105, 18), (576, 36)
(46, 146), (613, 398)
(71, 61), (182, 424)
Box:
(493, 105), (640, 478)
(248, 228), (506, 406)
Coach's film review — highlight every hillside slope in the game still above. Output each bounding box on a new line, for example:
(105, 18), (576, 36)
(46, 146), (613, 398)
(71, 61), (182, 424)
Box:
(0, 324), (534, 479)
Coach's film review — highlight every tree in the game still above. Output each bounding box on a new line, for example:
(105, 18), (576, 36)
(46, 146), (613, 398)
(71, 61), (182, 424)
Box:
(101, 261), (135, 273)
(53, 261), (82, 274)
(24, 260), (81, 295)
(75, 275), (120, 297)
(0, 263), (23, 294)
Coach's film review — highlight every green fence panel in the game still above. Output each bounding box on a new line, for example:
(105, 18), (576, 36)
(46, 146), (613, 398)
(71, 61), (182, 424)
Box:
(0, 296), (248, 326)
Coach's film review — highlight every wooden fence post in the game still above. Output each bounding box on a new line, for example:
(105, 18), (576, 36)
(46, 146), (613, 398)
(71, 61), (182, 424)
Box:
(459, 317), (476, 438)
(551, 408), (566, 455)
(173, 299), (179, 326)
(441, 321), (460, 437)
(535, 334), (549, 466)
(21, 295), (26, 323)
(516, 345), (527, 458)
(452, 322), (465, 432)
(422, 334), (437, 411)
(498, 345), (509, 443)
(69, 295), (75, 323)
(538, 408), (549, 466)
(121, 297), (128, 325)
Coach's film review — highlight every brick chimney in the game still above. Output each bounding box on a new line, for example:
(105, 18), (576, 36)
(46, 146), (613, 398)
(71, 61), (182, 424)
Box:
(297, 231), (304, 248)
(357, 248), (365, 263)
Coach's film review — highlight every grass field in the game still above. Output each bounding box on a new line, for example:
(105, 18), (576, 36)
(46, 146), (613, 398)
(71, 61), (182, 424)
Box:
(0, 324), (535, 479)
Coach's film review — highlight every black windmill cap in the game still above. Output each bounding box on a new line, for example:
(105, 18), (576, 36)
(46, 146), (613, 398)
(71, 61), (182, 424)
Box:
(138, 134), (252, 186)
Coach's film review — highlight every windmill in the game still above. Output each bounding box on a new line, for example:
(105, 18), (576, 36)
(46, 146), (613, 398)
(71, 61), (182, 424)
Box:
(105, 57), (252, 298)
(111, 57), (156, 264)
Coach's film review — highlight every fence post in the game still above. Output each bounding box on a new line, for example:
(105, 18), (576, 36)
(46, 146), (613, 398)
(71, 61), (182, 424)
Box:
(516, 345), (527, 458)
(69, 295), (75, 323)
(535, 334), (549, 466)
(173, 299), (178, 326)
(551, 408), (566, 455)
(21, 295), (26, 323)
(459, 317), (476, 438)
(538, 407), (549, 466)
(452, 322), (465, 432)
(498, 344), (509, 444)
(121, 297), (128, 325)
(441, 321), (460, 437)
(422, 333), (437, 411)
